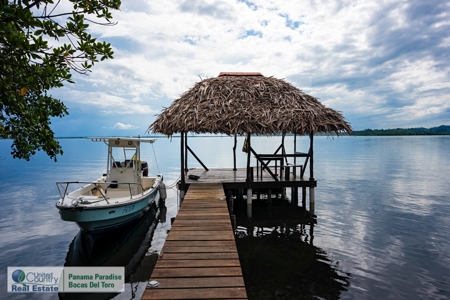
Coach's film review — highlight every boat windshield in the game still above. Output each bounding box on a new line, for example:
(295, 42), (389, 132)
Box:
(89, 138), (156, 182)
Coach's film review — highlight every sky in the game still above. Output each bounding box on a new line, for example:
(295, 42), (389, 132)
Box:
(49, 0), (450, 137)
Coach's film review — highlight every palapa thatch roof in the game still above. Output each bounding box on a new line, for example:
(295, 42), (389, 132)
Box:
(149, 72), (353, 136)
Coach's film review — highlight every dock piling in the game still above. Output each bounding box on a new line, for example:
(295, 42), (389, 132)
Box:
(309, 187), (315, 214)
(246, 188), (253, 218)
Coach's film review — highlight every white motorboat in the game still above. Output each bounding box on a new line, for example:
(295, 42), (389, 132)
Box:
(56, 137), (166, 235)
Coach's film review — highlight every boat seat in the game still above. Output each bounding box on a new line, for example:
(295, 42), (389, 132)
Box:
(141, 177), (155, 190)
(91, 187), (106, 197)
(106, 189), (133, 198)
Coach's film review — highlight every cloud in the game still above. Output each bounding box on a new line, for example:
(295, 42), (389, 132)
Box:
(52, 0), (450, 136)
(179, 0), (235, 19)
(112, 122), (139, 130)
(55, 89), (159, 115)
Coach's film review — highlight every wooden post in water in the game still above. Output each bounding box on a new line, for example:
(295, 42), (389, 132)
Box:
(247, 188), (252, 218)
(292, 187), (299, 206)
(309, 188), (315, 214)
(309, 132), (315, 214)
(238, 188), (243, 201)
(179, 189), (185, 204)
(302, 187), (306, 209)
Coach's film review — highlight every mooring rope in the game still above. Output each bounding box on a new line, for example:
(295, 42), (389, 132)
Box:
(151, 142), (161, 174)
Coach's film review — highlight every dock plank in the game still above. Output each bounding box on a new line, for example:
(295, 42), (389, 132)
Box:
(152, 267), (243, 278)
(164, 240), (236, 247)
(156, 259), (241, 268)
(177, 210), (229, 214)
(142, 183), (247, 300)
(162, 246), (236, 253)
(168, 226), (232, 231)
(142, 287), (247, 299)
(167, 232), (234, 241)
(161, 252), (239, 260)
(172, 219), (231, 226)
(149, 277), (245, 288)
(168, 230), (233, 236)
(166, 236), (235, 241)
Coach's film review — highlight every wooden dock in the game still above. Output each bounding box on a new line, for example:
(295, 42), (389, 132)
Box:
(184, 168), (314, 190)
(142, 183), (248, 300)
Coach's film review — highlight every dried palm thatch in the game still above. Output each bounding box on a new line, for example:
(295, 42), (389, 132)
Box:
(149, 72), (353, 136)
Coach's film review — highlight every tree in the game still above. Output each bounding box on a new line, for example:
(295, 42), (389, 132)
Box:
(0, 0), (121, 161)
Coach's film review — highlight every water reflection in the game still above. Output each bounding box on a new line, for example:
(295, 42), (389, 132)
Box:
(234, 200), (350, 300)
(59, 201), (166, 300)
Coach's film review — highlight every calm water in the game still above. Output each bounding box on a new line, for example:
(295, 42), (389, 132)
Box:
(0, 136), (449, 299)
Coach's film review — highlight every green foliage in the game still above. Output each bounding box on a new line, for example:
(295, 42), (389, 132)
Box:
(0, 0), (121, 161)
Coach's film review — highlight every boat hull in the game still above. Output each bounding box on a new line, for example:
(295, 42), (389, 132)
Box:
(55, 137), (164, 235)
(57, 189), (159, 236)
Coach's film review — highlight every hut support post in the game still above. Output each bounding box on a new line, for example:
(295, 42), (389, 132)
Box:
(246, 133), (253, 218)
(294, 134), (297, 177)
(281, 133), (287, 164)
(309, 132), (315, 214)
(179, 132), (187, 204)
(233, 134), (237, 171)
(246, 133), (252, 182)
(184, 133), (188, 172)
(309, 132), (314, 180)
(180, 132), (185, 184)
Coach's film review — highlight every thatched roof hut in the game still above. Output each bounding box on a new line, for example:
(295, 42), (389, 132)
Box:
(149, 72), (352, 136)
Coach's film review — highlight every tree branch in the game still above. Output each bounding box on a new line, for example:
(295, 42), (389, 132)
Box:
(24, 0), (40, 10)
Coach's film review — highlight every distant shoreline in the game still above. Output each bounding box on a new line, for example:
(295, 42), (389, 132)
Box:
(3, 125), (448, 140)
(353, 125), (450, 136)
(55, 125), (450, 138)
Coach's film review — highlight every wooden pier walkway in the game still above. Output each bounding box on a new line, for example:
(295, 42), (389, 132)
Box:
(142, 183), (248, 300)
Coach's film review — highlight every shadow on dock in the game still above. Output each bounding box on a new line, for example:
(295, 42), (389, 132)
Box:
(233, 199), (351, 300)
